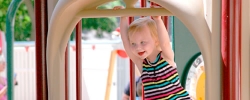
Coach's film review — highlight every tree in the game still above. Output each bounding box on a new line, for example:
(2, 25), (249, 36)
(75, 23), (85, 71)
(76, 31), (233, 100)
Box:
(14, 2), (32, 41)
(81, 0), (124, 38)
(0, 0), (124, 41)
(0, 0), (33, 41)
(23, 0), (35, 40)
(0, 0), (10, 33)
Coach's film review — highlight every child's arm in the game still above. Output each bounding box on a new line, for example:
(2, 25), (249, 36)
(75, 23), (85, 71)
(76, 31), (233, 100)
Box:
(153, 17), (175, 66)
(113, 6), (143, 72)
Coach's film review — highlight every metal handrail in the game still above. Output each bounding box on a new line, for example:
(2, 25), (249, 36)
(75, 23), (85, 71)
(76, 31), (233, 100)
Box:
(6, 0), (23, 100)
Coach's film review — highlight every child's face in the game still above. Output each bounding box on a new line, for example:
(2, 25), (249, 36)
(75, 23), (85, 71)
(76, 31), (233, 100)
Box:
(129, 26), (157, 59)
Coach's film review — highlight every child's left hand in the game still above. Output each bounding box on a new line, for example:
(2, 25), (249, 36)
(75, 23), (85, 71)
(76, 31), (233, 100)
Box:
(152, 16), (161, 21)
(150, 5), (161, 20)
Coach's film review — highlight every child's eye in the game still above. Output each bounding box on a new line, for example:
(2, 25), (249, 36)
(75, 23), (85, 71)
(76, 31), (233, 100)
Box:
(131, 43), (136, 46)
(141, 41), (145, 44)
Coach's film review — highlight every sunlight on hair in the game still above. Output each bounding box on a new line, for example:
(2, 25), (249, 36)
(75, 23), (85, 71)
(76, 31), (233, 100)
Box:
(128, 17), (161, 50)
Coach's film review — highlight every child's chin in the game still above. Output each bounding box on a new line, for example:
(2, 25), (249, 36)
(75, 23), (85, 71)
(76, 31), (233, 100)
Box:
(138, 55), (146, 59)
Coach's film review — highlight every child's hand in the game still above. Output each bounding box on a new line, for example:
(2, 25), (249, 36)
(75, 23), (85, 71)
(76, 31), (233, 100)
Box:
(150, 5), (161, 20)
(114, 6), (127, 18)
(14, 73), (18, 85)
(14, 79), (18, 85)
(113, 6), (125, 10)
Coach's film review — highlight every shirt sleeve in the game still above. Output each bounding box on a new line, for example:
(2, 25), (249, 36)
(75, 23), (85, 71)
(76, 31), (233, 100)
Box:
(124, 77), (141, 96)
(124, 82), (130, 96)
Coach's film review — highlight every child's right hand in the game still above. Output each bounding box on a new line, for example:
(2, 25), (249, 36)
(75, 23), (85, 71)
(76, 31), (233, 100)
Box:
(113, 6), (127, 18)
(113, 6), (125, 10)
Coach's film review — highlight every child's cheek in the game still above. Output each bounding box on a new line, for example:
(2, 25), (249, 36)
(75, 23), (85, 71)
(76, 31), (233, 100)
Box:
(129, 47), (137, 54)
(142, 43), (148, 49)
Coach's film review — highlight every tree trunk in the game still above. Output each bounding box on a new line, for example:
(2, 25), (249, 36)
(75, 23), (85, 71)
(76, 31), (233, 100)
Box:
(24, 0), (35, 41)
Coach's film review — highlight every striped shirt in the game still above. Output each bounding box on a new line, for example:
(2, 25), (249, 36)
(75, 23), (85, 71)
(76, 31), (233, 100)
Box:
(141, 52), (191, 100)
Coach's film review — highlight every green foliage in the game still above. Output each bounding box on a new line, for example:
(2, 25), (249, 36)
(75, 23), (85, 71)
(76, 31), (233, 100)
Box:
(81, 0), (124, 38)
(97, 0), (125, 9)
(81, 17), (117, 38)
(0, 0), (11, 33)
(81, 17), (116, 33)
(0, 0), (32, 41)
(14, 3), (32, 41)
(0, 0), (124, 40)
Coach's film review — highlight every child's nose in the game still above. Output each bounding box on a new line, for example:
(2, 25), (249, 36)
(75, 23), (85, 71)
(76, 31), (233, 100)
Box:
(136, 46), (142, 51)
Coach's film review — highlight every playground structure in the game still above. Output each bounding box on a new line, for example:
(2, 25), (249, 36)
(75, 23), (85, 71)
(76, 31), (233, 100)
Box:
(4, 0), (250, 100)
(7, 42), (127, 100)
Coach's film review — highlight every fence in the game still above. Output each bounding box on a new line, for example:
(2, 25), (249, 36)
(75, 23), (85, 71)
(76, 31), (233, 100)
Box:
(11, 41), (129, 100)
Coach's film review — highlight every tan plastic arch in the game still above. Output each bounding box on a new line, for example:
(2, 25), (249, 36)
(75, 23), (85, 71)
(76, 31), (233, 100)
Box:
(242, 0), (250, 99)
(47, 0), (220, 100)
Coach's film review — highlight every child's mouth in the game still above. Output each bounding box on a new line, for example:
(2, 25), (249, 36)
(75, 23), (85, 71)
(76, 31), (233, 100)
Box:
(138, 51), (145, 56)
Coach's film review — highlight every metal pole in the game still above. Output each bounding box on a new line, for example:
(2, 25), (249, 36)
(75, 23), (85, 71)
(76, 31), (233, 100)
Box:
(221, 0), (230, 99)
(163, 16), (168, 30)
(128, 17), (136, 100)
(76, 21), (82, 100)
(140, 0), (146, 99)
(170, 17), (175, 52)
(35, 0), (48, 99)
(221, 0), (242, 99)
(6, 0), (22, 99)
(141, 0), (146, 18)
(65, 43), (69, 100)
(231, 0), (242, 99)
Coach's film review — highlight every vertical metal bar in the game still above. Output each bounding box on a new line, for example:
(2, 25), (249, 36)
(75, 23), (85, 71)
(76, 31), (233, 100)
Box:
(222, 0), (242, 99)
(150, 1), (161, 19)
(35, 0), (48, 100)
(163, 16), (168, 30)
(129, 60), (135, 100)
(150, 2), (156, 19)
(141, 0), (146, 8)
(140, 0), (146, 99)
(170, 17), (175, 54)
(76, 21), (82, 100)
(129, 17), (136, 100)
(65, 43), (69, 100)
(141, 84), (144, 100)
(221, 0), (230, 99)
(231, 0), (241, 99)
(141, 0), (146, 18)
(6, 0), (22, 99)
(129, 17), (134, 23)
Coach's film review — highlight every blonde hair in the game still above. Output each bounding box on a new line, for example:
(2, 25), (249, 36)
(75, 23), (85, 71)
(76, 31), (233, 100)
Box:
(128, 17), (160, 49)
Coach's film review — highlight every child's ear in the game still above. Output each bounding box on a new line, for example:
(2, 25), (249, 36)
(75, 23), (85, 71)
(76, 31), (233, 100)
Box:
(155, 39), (159, 45)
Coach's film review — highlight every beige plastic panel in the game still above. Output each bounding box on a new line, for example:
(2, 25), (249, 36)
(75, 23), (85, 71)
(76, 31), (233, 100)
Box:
(242, 0), (250, 99)
(208, 0), (222, 100)
(47, 0), (221, 100)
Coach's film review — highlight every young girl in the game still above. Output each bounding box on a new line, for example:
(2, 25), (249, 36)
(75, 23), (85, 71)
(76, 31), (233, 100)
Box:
(0, 54), (7, 100)
(114, 6), (191, 100)
(0, 54), (17, 100)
